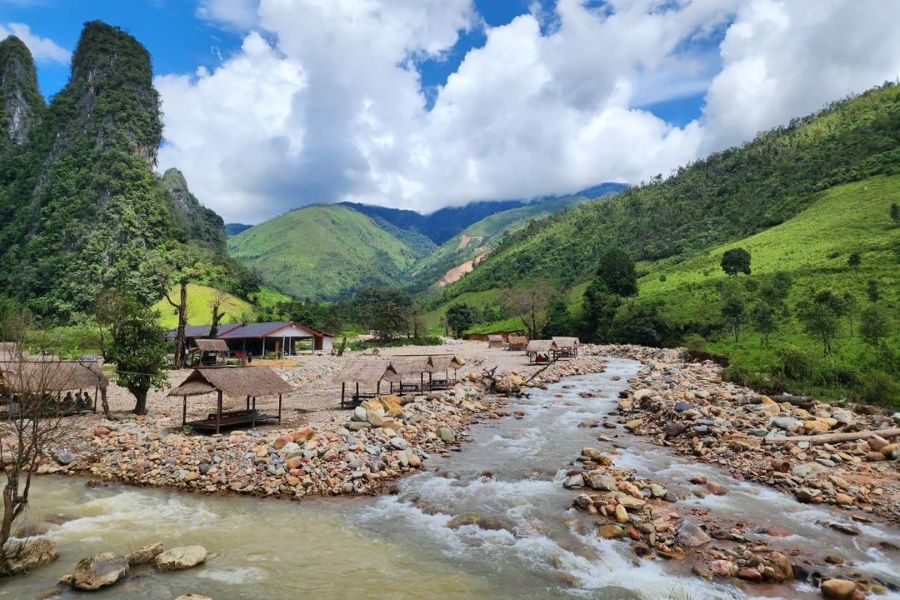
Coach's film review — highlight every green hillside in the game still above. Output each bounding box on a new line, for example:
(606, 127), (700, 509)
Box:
(408, 195), (593, 292)
(152, 284), (255, 329)
(228, 204), (421, 300)
(441, 83), (900, 299)
(635, 175), (899, 401)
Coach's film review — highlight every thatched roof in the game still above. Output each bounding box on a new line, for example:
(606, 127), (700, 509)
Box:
(0, 360), (107, 393)
(194, 339), (229, 352)
(487, 334), (504, 342)
(526, 340), (557, 353)
(507, 335), (528, 345)
(552, 336), (580, 348)
(430, 354), (465, 371)
(168, 367), (293, 398)
(386, 356), (432, 378)
(331, 359), (396, 385)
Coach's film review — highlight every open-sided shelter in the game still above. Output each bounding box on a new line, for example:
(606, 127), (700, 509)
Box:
(384, 356), (433, 395)
(525, 340), (558, 365)
(425, 354), (465, 390)
(188, 338), (230, 367)
(331, 359), (397, 408)
(168, 367), (294, 434)
(552, 337), (580, 359)
(0, 360), (107, 416)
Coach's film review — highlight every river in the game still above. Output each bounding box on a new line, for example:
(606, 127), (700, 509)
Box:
(2, 359), (898, 599)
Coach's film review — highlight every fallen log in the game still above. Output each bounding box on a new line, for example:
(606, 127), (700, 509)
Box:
(763, 428), (900, 445)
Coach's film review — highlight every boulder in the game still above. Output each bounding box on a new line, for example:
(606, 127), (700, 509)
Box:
(598, 524), (626, 539)
(153, 546), (208, 571)
(128, 542), (164, 566)
(820, 579), (857, 600)
(290, 426), (314, 442)
(70, 552), (129, 591)
(2, 538), (59, 575)
(614, 505), (629, 524)
(437, 427), (456, 444)
(53, 450), (76, 465)
(767, 552), (793, 582)
(676, 521), (711, 547)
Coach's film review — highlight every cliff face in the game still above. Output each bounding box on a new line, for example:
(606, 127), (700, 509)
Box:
(162, 167), (227, 253)
(0, 36), (45, 153)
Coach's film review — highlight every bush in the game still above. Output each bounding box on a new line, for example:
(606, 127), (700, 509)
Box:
(683, 334), (707, 354)
(859, 371), (899, 407)
(777, 346), (817, 381)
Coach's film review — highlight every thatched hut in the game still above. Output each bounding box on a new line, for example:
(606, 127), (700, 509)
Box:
(385, 356), (433, 394)
(0, 360), (107, 416)
(189, 338), (230, 367)
(507, 335), (529, 351)
(552, 337), (580, 359)
(525, 340), (558, 365)
(331, 359), (398, 408)
(168, 367), (294, 434)
(487, 334), (505, 349)
(428, 354), (465, 389)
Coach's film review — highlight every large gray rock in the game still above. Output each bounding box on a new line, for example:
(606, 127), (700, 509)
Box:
(54, 449), (76, 465)
(127, 542), (164, 566)
(70, 552), (129, 590)
(153, 545), (207, 571)
(2, 538), (59, 575)
(676, 521), (711, 547)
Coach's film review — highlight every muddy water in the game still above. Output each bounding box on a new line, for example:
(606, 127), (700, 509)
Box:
(3, 358), (899, 599)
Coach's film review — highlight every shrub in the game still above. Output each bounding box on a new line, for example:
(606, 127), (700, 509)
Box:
(859, 371), (899, 407)
(683, 334), (707, 355)
(777, 346), (816, 382)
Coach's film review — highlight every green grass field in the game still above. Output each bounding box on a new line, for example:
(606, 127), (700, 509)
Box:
(422, 288), (509, 333)
(152, 284), (255, 329)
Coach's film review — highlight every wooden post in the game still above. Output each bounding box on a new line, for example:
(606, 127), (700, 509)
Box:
(376, 380), (381, 397)
(182, 396), (187, 429)
(277, 393), (282, 423)
(341, 382), (346, 408)
(93, 386), (98, 413)
(355, 382), (360, 405)
(252, 396), (256, 428)
(216, 390), (223, 435)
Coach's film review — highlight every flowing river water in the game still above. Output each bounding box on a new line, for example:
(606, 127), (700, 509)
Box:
(2, 358), (899, 599)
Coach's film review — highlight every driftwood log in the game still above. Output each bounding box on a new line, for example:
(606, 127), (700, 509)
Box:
(763, 428), (900, 446)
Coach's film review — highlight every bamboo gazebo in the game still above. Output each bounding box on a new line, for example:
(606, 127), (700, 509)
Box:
(331, 359), (398, 409)
(525, 340), (558, 365)
(168, 367), (293, 434)
(551, 337), (580, 359)
(0, 359), (107, 417)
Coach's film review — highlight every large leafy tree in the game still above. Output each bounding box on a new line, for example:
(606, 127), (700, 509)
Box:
(720, 248), (752, 277)
(97, 294), (169, 415)
(354, 287), (413, 340)
(595, 247), (638, 297)
(445, 303), (477, 339)
(796, 289), (846, 355)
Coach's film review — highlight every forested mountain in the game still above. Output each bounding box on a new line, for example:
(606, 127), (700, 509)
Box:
(224, 223), (252, 237)
(440, 83), (900, 299)
(162, 168), (227, 253)
(227, 204), (424, 300)
(0, 22), (252, 322)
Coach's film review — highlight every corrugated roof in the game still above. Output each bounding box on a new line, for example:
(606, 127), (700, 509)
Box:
(0, 360), (107, 393)
(552, 337), (580, 348)
(331, 359), (396, 384)
(167, 324), (241, 339)
(194, 339), (229, 352)
(168, 367), (294, 398)
(526, 340), (557, 353)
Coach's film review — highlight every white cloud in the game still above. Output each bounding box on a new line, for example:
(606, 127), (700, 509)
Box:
(162, 0), (900, 223)
(0, 22), (70, 64)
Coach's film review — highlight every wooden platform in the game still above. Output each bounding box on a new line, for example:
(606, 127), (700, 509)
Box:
(186, 409), (276, 433)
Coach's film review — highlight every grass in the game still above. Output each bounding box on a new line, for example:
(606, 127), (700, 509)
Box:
(421, 288), (508, 332)
(464, 317), (526, 335)
(151, 284), (255, 329)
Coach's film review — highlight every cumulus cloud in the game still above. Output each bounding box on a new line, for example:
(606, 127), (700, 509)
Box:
(1, 22), (70, 64)
(158, 0), (900, 223)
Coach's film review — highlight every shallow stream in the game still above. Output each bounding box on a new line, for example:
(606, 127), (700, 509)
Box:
(3, 359), (898, 599)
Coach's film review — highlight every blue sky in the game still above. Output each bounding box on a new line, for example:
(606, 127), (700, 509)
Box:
(2, 0), (705, 124)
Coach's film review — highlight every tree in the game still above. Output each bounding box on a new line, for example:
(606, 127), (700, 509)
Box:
(445, 304), (477, 339)
(543, 299), (572, 337)
(860, 305), (890, 346)
(164, 278), (189, 368)
(847, 252), (861, 272)
(97, 295), (169, 414)
(208, 288), (227, 338)
(866, 279), (880, 303)
(0, 311), (68, 573)
(506, 281), (553, 339)
(581, 279), (622, 342)
(796, 289), (845, 355)
(720, 248), (751, 276)
(750, 301), (777, 345)
(595, 247), (638, 296)
(354, 287), (413, 340)
(841, 290), (858, 335)
(721, 290), (746, 343)
(608, 302), (669, 347)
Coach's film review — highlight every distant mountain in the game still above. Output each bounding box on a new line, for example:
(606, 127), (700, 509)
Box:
(341, 183), (626, 245)
(162, 168), (227, 253)
(227, 204), (423, 300)
(225, 223), (252, 237)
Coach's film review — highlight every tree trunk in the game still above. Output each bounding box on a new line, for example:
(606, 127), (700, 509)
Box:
(132, 388), (149, 415)
(99, 386), (114, 420)
(210, 296), (223, 338)
(167, 280), (188, 369)
(1, 473), (18, 553)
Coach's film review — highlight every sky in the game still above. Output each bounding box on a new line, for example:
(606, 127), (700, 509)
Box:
(2, 0), (900, 224)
